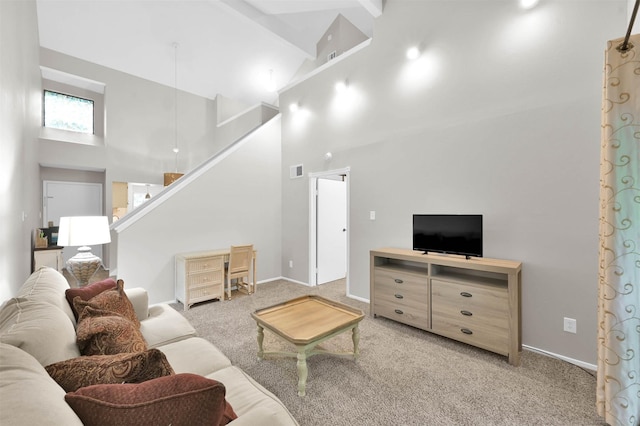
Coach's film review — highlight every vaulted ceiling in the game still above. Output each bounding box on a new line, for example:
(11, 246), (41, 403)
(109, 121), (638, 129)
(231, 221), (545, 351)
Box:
(36, 0), (382, 106)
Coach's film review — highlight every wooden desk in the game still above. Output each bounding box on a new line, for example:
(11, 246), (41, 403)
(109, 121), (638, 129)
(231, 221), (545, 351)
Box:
(175, 248), (257, 310)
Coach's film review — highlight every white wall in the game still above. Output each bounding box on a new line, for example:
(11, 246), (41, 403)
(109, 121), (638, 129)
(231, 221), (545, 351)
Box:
(0, 0), (42, 301)
(279, 0), (627, 365)
(116, 117), (282, 304)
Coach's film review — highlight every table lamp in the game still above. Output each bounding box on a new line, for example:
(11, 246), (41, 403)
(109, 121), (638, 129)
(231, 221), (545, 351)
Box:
(57, 216), (111, 286)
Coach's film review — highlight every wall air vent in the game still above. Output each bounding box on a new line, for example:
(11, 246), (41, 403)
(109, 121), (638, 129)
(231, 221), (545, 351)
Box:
(290, 164), (304, 179)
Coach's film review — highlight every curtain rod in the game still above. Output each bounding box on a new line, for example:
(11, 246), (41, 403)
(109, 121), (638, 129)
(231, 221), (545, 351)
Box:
(617, 0), (639, 52)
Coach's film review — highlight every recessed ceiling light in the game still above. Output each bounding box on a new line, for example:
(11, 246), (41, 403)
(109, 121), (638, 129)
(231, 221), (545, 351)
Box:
(335, 80), (348, 93)
(520, 0), (539, 10)
(406, 46), (420, 60)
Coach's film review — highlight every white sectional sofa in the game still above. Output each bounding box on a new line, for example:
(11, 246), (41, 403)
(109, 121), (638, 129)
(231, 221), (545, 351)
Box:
(0, 267), (298, 425)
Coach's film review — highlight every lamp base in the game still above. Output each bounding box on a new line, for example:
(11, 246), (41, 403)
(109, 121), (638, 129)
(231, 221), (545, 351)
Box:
(66, 247), (103, 287)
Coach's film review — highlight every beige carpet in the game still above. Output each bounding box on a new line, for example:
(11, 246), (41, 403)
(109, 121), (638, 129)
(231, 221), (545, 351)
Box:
(171, 279), (604, 426)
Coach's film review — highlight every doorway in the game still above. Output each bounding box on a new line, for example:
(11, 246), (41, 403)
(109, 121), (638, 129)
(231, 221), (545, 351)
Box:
(309, 167), (350, 291)
(43, 180), (104, 265)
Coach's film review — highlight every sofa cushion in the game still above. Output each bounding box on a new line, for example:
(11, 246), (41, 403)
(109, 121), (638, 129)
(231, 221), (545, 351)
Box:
(158, 336), (232, 376)
(75, 306), (147, 355)
(140, 303), (196, 347)
(18, 266), (76, 323)
(64, 373), (237, 426)
(124, 287), (149, 322)
(65, 277), (117, 321)
(208, 366), (298, 425)
(0, 298), (80, 365)
(0, 343), (83, 425)
(45, 348), (175, 392)
(72, 280), (140, 327)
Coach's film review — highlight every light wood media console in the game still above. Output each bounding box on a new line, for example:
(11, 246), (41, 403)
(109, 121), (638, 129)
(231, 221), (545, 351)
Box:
(370, 248), (522, 365)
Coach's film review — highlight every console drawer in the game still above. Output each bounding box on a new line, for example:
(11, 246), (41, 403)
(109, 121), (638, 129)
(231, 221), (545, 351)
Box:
(374, 300), (430, 330)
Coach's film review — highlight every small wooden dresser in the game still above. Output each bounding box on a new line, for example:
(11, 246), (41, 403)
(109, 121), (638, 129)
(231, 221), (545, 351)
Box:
(175, 251), (225, 310)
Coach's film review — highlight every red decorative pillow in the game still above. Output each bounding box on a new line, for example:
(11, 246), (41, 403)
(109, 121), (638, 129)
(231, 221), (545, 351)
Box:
(66, 278), (117, 321)
(75, 305), (147, 356)
(45, 349), (174, 392)
(73, 280), (139, 327)
(64, 373), (238, 426)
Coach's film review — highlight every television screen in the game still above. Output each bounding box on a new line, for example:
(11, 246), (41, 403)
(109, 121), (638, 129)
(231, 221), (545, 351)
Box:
(413, 214), (483, 258)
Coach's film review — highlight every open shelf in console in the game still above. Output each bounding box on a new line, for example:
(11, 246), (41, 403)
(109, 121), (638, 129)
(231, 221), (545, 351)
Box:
(430, 265), (507, 288)
(373, 257), (428, 276)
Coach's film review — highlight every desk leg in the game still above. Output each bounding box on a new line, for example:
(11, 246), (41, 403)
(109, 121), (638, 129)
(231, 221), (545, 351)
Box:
(296, 347), (308, 397)
(252, 255), (257, 294)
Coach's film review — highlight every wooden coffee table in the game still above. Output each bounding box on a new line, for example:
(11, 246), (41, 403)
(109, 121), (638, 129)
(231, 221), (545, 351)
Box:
(251, 295), (365, 396)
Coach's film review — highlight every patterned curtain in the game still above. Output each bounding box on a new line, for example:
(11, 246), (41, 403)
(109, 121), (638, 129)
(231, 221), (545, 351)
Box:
(597, 33), (640, 426)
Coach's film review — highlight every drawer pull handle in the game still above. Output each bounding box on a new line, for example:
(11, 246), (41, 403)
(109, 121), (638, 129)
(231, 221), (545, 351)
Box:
(460, 292), (473, 298)
(394, 309), (404, 315)
(394, 293), (404, 299)
(461, 328), (473, 335)
(461, 310), (473, 316)
(394, 278), (403, 284)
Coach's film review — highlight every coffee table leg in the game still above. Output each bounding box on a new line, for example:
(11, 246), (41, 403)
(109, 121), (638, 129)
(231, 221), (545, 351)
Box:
(352, 324), (360, 359)
(296, 348), (308, 397)
(257, 325), (264, 359)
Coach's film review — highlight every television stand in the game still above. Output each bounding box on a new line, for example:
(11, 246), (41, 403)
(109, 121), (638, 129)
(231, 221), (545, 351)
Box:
(370, 248), (522, 365)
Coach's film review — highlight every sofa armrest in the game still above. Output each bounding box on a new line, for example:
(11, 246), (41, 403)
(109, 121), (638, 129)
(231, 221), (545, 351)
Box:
(124, 287), (149, 321)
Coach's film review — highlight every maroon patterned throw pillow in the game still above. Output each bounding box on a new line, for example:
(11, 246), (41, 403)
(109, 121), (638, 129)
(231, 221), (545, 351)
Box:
(65, 278), (117, 321)
(64, 373), (238, 426)
(45, 349), (174, 392)
(72, 280), (140, 327)
(75, 305), (147, 356)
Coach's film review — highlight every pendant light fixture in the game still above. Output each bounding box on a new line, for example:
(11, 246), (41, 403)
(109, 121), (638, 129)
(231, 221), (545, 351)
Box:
(164, 42), (184, 186)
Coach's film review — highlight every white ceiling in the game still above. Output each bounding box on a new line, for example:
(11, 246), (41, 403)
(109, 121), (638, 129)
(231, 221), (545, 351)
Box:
(36, 0), (381, 106)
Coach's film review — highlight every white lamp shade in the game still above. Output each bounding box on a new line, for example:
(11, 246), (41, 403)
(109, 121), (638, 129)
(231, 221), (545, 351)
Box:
(57, 216), (111, 247)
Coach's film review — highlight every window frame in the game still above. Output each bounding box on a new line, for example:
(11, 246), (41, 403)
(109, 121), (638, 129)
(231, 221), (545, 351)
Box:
(40, 75), (105, 146)
(43, 89), (95, 135)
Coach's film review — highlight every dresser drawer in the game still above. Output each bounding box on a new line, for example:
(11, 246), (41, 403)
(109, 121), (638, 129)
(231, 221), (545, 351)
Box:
(431, 279), (508, 354)
(431, 279), (507, 314)
(374, 300), (430, 330)
(374, 266), (427, 290)
(188, 283), (223, 304)
(374, 280), (428, 311)
(186, 256), (223, 274)
(431, 315), (509, 355)
(186, 270), (223, 288)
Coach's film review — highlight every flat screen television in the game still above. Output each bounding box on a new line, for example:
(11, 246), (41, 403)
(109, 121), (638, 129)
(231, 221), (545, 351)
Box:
(413, 214), (483, 258)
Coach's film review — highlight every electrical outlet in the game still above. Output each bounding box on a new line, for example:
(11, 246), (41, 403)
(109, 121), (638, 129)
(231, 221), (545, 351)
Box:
(289, 260), (293, 268)
(563, 317), (577, 334)
(370, 211), (376, 220)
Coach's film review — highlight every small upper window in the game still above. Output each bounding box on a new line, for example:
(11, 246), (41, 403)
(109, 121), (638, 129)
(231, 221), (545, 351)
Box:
(43, 90), (94, 134)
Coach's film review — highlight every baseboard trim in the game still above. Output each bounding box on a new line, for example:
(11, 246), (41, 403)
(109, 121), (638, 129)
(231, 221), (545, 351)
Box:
(523, 345), (597, 372)
(277, 276), (312, 286)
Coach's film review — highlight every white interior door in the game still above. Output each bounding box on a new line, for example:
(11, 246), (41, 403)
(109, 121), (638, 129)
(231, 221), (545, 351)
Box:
(43, 181), (104, 265)
(316, 178), (347, 284)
